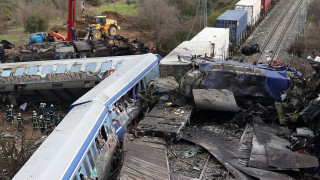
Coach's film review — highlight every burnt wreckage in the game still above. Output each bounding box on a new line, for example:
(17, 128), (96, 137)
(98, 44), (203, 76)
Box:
(118, 56), (320, 179)
(1, 35), (151, 63)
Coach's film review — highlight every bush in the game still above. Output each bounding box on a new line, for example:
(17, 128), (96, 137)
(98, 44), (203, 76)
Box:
(24, 13), (49, 33)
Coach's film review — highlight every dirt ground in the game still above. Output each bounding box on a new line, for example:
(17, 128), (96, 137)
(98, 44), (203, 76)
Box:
(74, 11), (155, 47)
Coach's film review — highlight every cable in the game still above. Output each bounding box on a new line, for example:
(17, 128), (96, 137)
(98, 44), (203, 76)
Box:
(186, 0), (201, 40)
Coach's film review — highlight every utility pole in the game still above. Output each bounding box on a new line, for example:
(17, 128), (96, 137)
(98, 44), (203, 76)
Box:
(203, 0), (207, 27)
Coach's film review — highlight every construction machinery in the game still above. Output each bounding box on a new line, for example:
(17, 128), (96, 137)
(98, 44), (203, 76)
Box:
(92, 16), (121, 39)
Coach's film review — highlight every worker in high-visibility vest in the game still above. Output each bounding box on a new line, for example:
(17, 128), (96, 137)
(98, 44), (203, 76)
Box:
(32, 111), (38, 130)
(45, 114), (52, 130)
(5, 105), (9, 122)
(47, 104), (55, 121)
(39, 115), (45, 134)
(17, 113), (23, 131)
(7, 105), (14, 124)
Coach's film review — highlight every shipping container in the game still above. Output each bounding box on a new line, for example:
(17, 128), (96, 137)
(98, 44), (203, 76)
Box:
(235, 0), (261, 26)
(191, 27), (230, 60)
(160, 41), (212, 81)
(215, 10), (247, 46)
(261, 0), (271, 13)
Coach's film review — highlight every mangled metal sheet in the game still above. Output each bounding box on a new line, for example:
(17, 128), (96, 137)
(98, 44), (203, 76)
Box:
(119, 135), (170, 180)
(266, 147), (319, 169)
(249, 135), (269, 170)
(184, 130), (293, 180)
(300, 96), (320, 124)
(252, 117), (319, 169)
(136, 104), (192, 141)
(193, 89), (238, 112)
(73, 41), (90, 51)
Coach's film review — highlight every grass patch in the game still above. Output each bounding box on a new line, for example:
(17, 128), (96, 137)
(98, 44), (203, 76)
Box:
(0, 26), (30, 45)
(93, 2), (139, 15)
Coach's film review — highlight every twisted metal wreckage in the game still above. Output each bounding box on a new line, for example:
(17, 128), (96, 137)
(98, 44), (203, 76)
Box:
(0, 36), (151, 63)
(119, 56), (320, 179)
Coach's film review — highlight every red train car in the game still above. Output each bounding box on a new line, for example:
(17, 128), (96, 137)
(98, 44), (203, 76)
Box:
(261, 0), (271, 13)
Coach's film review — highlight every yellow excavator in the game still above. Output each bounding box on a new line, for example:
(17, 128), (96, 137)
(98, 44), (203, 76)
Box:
(92, 16), (120, 39)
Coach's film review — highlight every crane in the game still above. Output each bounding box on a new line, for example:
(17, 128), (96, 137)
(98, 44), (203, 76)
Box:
(67, 0), (77, 41)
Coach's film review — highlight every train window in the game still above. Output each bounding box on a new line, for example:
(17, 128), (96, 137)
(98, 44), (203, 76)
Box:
(14, 68), (25, 76)
(71, 65), (81, 73)
(56, 64), (67, 73)
(82, 156), (91, 177)
(101, 62), (112, 71)
(28, 66), (38, 75)
(100, 126), (108, 141)
(87, 150), (95, 169)
(1, 69), (11, 77)
(72, 174), (79, 180)
(91, 143), (98, 159)
(85, 63), (97, 72)
(140, 80), (145, 91)
(115, 62), (123, 69)
(42, 66), (53, 75)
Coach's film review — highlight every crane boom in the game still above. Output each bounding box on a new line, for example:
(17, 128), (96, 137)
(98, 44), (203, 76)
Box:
(67, 0), (77, 41)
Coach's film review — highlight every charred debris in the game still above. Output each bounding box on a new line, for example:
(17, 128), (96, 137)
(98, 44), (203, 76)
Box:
(120, 56), (320, 180)
(1, 35), (151, 63)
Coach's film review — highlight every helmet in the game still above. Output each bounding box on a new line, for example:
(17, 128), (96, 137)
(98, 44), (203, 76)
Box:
(44, 103), (46, 106)
(40, 102), (43, 106)
(40, 115), (43, 118)
(51, 104), (54, 107)
(10, 105), (13, 108)
(18, 113), (21, 116)
(33, 111), (35, 113)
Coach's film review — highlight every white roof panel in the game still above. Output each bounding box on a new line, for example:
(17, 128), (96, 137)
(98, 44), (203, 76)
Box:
(13, 101), (105, 180)
(73, 53), (159, 105)
(160, 41), (212, 65)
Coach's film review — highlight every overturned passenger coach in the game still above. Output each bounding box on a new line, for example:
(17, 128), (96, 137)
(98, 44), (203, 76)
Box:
(13, 53), (162, 180)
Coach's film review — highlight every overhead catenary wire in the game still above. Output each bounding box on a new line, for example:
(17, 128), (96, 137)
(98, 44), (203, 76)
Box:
(186, 0), (201, 40)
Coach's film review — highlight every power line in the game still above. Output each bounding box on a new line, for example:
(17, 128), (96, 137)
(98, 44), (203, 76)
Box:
(187, 0), (201, 40)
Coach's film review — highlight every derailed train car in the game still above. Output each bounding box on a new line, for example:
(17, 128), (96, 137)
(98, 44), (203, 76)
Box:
(180, 56), (300, 101)
(0, 55), (145, 102)
(13, 53), (162, 180)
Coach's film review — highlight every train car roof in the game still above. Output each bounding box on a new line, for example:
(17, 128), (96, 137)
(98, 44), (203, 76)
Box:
(13, 53), (161, 179)
(72, 53), (161, 106)
(13, 101), (106, 180)
(0, 55), (138, 69)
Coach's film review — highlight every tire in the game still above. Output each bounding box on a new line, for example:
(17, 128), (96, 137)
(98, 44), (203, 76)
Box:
(93, 30), (102, 40)
(109, 26), (117, 36)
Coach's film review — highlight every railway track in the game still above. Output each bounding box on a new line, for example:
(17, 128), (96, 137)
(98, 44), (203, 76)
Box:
(254, 0), (304, 64)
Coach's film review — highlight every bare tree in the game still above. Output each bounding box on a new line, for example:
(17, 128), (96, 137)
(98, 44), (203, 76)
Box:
(0, 130), (33, 179)
(137, 0), (181, 50)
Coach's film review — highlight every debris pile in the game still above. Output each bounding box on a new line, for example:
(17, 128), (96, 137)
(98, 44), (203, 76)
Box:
(119, 56), (320, 179)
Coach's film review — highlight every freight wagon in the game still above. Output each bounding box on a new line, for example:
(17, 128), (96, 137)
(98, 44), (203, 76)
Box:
(236, 0), (261, 26)
(160, 41), (213, 81)
(216, 10), (248, 46)
(261, 0), (271, 13)
(191, 27), (230, 60)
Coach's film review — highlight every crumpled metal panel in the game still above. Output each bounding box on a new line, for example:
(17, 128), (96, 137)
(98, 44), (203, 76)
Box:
(252, 117), (319, 169)
(267, 147), (319, 169)
(184, 130), (293, 180)
(193, 89), (238, 112)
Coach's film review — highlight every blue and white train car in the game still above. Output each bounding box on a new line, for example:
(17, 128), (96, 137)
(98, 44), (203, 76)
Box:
(13, 53), (161, 180)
